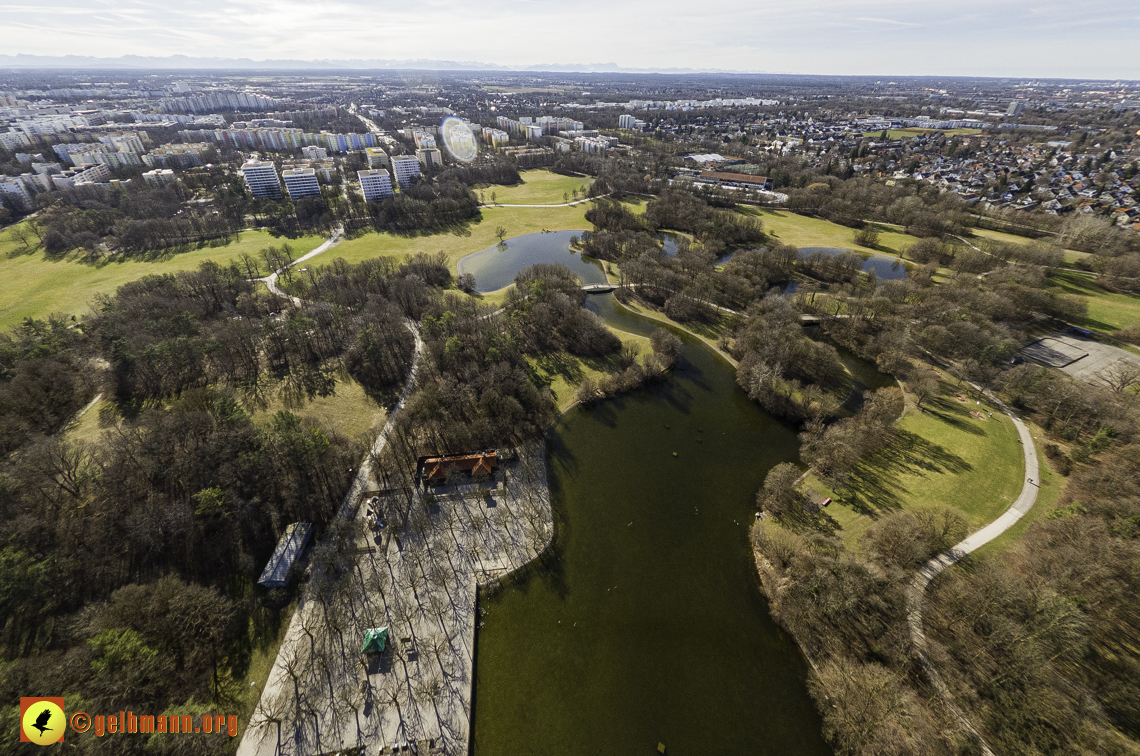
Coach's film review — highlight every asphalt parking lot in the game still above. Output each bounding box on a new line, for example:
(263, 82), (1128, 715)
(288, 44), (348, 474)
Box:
(1021, 332), (1140, 387)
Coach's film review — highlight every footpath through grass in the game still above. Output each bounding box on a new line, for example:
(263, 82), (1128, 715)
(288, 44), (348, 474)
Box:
(0, 226), (325, 331)
(793, 378), (1024, 553)
(478, 169), (592, 205)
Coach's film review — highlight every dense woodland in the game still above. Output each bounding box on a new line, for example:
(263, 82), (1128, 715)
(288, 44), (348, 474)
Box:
(742, 224), (1140, 754)
(0, 252), (450, 753)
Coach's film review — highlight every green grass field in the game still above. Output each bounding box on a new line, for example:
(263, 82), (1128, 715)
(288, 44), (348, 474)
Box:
(1050, 269), (1140, 332)
(527, 330), (652, 411)
(0, 226), (325, 331)
(967, 226), (1090, 265)
(794, 378), (1024, 552)
(66, 375), (384, 447)
(248, 374), (386, 443)
(973, 423), (1061, 557)
(478, 169), (593, 205)
(743, 208), (925, 256)
(329, 202), (606, 273)
(616, 296), (738, 364)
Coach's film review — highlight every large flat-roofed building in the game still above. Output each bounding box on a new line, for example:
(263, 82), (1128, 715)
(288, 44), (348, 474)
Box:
(698, 170), (773, 190)
(240, 157), (282, 198)
(358, 169), (394, 202)
(301, 145), (328, 160)
(281, 166), (321, 198)
(389, 154), (422, 189)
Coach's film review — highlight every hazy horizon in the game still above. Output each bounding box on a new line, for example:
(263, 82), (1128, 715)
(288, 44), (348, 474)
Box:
(1, 0), (1138, 80)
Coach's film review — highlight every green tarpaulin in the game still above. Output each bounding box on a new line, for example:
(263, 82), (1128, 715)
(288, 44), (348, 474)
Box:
(361, 626), (389, 654)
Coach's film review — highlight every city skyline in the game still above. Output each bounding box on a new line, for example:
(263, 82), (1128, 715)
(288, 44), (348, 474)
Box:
(1, 0), (1138, 79)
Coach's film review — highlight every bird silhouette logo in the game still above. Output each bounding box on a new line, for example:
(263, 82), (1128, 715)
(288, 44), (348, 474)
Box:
(20, 697), (65, 745)
(32, 708), (53, 735)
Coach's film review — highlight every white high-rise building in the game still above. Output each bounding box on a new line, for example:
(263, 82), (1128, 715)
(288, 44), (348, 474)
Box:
(388, 155), (421, 189)
(358, 169), (394, 202)
(619, 114), (636, 129)
(142, 168), (178, 187)
(0, 179), (33, 212)
(281, 167), (321, 198)
(240, 157), (282, 199)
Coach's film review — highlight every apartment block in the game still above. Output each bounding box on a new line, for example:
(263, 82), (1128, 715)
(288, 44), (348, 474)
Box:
(389, 155), (422, 189)
(281, 167), (321, 198)
(301, 145), (328, 160)
(358, 169), (394, 202)
(240, 157), (282, 199)
(142, 168), (178, 187)
(416, 148), (443, 169)
(364, 147), (389, 168)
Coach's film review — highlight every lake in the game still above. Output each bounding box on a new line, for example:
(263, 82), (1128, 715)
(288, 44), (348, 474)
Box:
(471, 293), (833, 756)
(458, 230), (607, 293)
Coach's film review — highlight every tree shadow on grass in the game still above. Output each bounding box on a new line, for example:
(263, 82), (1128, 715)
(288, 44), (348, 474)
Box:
(924, 393), (986, 436)
(840, 429), (973, 516)
(780, 504), (843, 538)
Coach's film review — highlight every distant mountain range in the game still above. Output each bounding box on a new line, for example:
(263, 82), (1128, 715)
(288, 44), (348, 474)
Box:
(0, 54), (762, 74)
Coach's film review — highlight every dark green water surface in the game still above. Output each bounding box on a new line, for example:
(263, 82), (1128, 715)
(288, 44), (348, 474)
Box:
(472, 294), (832, 756)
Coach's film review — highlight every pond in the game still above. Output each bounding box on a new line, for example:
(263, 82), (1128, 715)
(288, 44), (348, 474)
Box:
(457, 230), (607, 293)
(799, 246), (908, 281)
(659, 232), (736, 265)
(471, 293), (833, 756)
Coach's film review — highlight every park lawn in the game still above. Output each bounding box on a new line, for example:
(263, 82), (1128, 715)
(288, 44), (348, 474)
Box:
(744, 208), (924, 256)
(63, 395), (112, 446)
(465, 285), (514, 310)
(968, 227), (1090, 265)
(249, 374), (386, 443)
(329, 203), (598, 273)
(797, 379), (1024, 553)
(527, 329), (652, 411)
(1049, 269), (1140, 332)
(0, 226), (325, 331)
(478, 169), (592, 205)
(973, 422), (1062, 557)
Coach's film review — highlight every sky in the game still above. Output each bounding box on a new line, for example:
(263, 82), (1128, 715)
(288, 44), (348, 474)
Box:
(2, 0), (1138, 79)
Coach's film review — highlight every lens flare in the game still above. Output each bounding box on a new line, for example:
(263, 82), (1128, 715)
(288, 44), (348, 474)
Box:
(441, 117), (478, 162)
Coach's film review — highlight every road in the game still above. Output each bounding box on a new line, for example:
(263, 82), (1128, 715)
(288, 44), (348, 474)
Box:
(906, 390), (1040, 756)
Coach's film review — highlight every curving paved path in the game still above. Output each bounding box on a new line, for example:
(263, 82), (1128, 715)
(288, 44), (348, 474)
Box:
(906, 390), (1039, 756)
(257, 225), (344, 305)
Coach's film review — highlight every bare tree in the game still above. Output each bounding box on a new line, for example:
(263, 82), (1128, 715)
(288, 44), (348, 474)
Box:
(1096, 360), (1140, 394)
